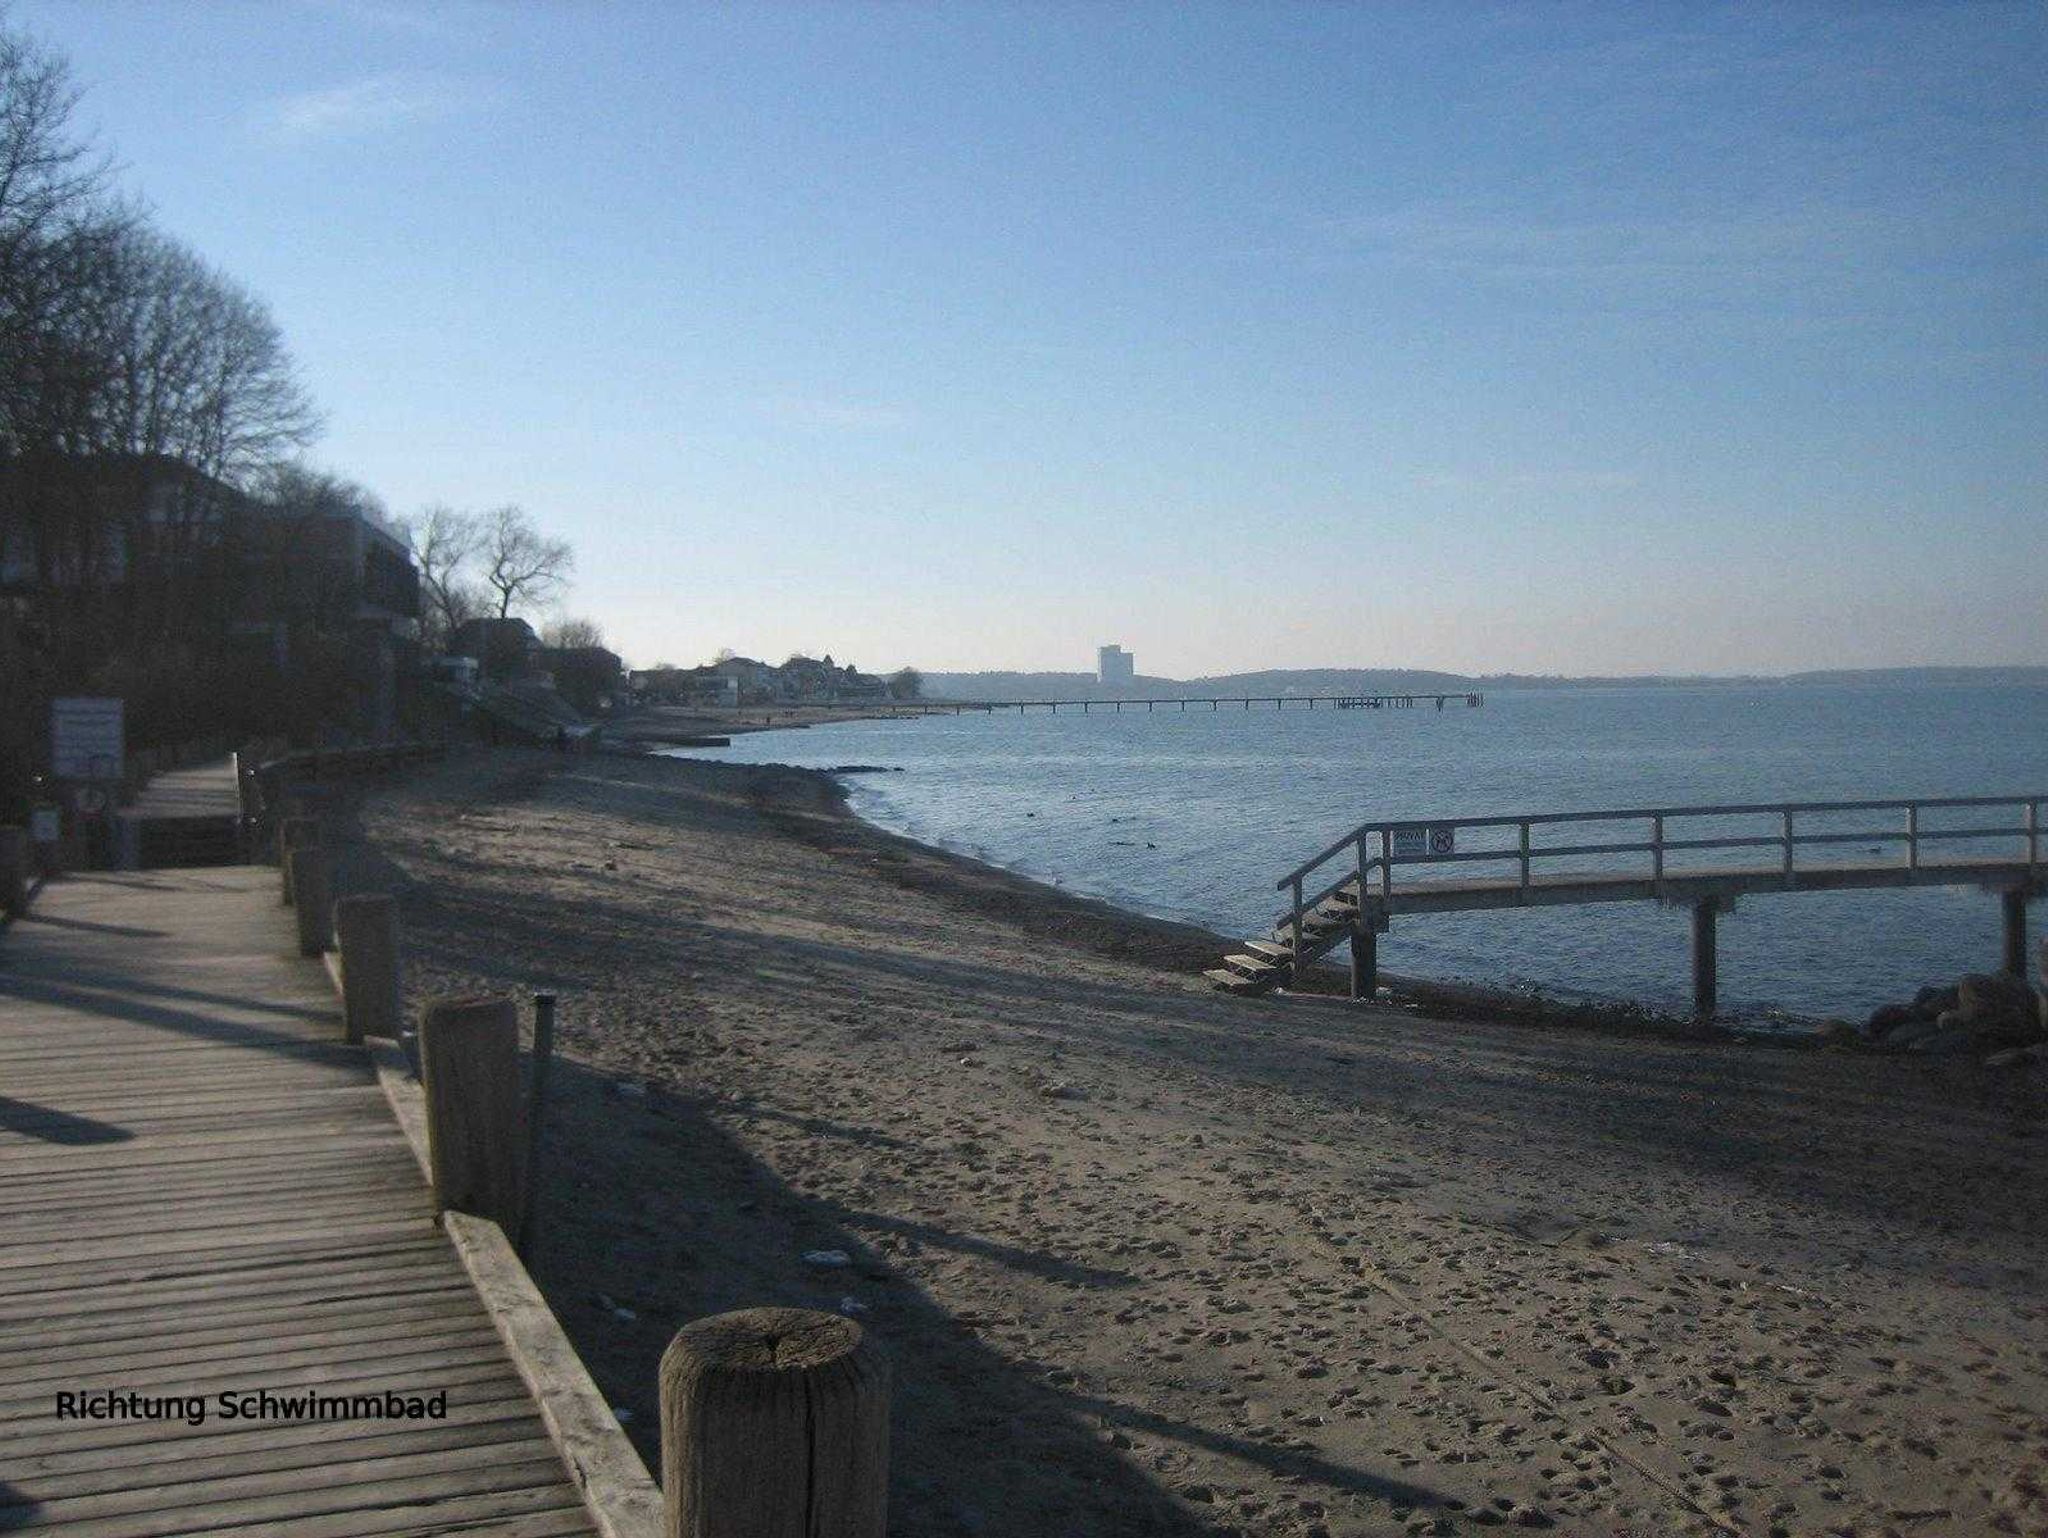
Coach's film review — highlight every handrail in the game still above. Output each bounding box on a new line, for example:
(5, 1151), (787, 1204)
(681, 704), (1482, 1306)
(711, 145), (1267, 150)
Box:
(1279, 792), (2048, 889)
(1272, 793), (2047, 952)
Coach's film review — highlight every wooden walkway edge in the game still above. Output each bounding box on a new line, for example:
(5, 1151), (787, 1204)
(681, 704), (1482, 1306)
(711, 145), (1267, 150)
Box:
(0, 868), (657, 1538)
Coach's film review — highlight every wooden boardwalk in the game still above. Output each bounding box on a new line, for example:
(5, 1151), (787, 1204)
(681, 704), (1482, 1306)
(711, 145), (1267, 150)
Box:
(0, 868), (604, 1537)
(126, 759), (242, 821)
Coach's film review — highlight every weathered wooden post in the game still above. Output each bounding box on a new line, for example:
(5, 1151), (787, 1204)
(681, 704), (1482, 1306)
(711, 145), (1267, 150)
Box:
(417, 995), (524, 1232)
(659, 1307), (889, 1538)
(0, 826), (28, 916)
(2001, 890), (2028, 978)
(1691, 897), (1719, 1019)
(1350, 925), (1377, 1000)
(279, 816), (322, 905)
(333, 894), (401, 1043)
(289, 846), (334, 957)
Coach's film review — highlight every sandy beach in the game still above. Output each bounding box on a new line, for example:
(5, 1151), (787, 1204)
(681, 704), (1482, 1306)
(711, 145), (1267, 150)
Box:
(341, 747), (2048, 1538)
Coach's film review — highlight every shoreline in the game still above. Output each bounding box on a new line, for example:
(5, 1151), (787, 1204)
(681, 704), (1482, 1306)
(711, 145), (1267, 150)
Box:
(687, 746), (1794, 1045)
(349, 747), (2048, 1538)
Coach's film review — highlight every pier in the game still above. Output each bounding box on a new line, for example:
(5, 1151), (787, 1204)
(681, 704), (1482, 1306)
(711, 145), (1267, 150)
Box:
(1209, 793), (2046, 1016)
(960, 692), (1483, 714)
(0, 868), (653, 1536)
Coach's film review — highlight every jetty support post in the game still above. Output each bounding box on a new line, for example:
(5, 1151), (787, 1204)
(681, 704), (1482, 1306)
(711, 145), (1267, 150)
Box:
(1350, 925), (1377, 1000)
(1691, 897), (1720, 1019)
(418, 995), (525, 1232)
(0, 825), (28, 915)
(333, 893), (401, 1043)
(2002, 889), (2029, 978)
(289, 846), (334, 958)
(659, 1307), (889, 1538)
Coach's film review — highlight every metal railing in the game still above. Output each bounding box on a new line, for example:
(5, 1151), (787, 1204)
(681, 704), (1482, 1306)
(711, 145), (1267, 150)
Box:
(1277, 794), (2047, 952)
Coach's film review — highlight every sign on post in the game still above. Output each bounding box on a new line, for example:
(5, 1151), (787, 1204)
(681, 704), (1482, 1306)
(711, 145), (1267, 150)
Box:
(52, 697), (124, 780)
(1391, 826), (1456, 859)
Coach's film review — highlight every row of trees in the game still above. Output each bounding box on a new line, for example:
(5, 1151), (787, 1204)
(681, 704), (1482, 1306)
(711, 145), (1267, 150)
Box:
(0, 27), (314, 481)
(0, 19), (592, 817)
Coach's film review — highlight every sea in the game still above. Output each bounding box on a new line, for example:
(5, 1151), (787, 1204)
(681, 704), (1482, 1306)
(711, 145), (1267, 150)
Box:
(665, 683), (2048, 1024)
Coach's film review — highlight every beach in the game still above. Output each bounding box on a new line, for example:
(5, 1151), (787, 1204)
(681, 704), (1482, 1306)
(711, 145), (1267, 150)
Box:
(347, 747), (2048, 1537)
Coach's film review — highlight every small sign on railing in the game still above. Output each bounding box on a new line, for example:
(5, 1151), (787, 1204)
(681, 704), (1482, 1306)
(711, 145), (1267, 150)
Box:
(1391, 827), (1455, 858)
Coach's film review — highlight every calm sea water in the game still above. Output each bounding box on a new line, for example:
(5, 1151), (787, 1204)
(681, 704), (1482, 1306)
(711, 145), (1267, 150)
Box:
(668, 685), (2048, 1021)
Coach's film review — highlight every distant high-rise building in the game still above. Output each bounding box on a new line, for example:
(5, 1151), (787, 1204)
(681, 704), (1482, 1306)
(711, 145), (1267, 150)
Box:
(1097, 644), (1135, 686)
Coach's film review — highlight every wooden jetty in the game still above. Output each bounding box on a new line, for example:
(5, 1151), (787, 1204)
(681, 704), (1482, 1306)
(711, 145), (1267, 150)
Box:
(0, 868), (646, 1536)
(1208, 794), (2046, 1016)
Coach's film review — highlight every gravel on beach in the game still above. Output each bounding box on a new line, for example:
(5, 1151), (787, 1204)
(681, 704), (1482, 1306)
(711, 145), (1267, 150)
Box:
(352, 747), (2048, 1538)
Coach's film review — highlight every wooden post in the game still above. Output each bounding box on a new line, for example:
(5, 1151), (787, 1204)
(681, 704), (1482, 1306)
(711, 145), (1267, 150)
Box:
(660, 1307), (889, 1538)
(333, 893), (401, 1043)
(1691, 898), (1719, 1019)
(0, 826), (27, 915)
(2001, 889), (2028, 978)
(279, 816), (322, 905)
(289, 847), (334, 957)
(1350, 925), (1377, 1000)
(418, 995), (524, 1232)
(516, 993), (557, 1260)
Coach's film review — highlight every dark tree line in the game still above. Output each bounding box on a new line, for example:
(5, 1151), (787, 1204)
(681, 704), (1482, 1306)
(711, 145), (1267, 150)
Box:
(0, 21), (336, 815)
(0, 29), (314, 479)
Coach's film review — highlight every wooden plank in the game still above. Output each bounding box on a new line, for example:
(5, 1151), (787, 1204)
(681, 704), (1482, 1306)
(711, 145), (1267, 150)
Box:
(13, 1454), (580, 1538)
(0, 1294), (486, 1374)
(0, 1239), (451, 1324)
(0, 1281), (476, 1360)
(14, 1416), (555, 1503)
(0, 1186), (432, 1248)
(0, 1212), (434, 1276)
(7, 1437), (564, 1529)
(181, 1485), (593, 1538)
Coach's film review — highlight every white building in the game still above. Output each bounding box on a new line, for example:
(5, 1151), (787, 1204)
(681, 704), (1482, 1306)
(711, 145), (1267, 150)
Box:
(1097, 644), (1135, 686)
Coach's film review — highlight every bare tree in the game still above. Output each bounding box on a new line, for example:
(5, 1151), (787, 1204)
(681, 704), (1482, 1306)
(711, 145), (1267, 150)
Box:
(0, 23), (112, 299)
(542, 615), (605, 650)
(398, 504), (484, 651)
(479, 504), (572, 619)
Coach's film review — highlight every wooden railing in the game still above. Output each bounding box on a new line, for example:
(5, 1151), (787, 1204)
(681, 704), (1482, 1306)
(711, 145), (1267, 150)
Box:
(1280, 793), (2046, 952)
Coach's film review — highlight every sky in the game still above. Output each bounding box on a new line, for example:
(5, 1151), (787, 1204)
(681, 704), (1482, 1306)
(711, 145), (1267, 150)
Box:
(19, 1), (2046, 677)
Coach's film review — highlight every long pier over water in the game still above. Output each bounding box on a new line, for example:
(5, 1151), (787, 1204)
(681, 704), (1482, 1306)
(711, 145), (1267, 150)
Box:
(902, 692), (1484, 715)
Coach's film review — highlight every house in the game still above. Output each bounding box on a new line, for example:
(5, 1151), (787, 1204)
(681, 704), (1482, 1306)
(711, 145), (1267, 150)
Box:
(449, 617), (543, 683)
(0, 452), (423, 739)
(539, 644), (624, 714)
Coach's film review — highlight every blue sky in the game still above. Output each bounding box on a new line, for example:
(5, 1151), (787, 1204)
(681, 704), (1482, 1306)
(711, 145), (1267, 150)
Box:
(23, 1), (2045, 676)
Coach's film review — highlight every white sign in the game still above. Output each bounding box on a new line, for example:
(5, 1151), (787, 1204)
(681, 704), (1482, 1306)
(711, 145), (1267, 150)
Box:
(52, 696), (124, 780)
(1391, 826), (1455, 859)
(30, 808), (60, 843)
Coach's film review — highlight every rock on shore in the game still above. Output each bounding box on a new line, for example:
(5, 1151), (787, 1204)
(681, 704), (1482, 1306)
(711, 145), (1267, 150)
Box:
(1861, 959), (2046, 1061)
